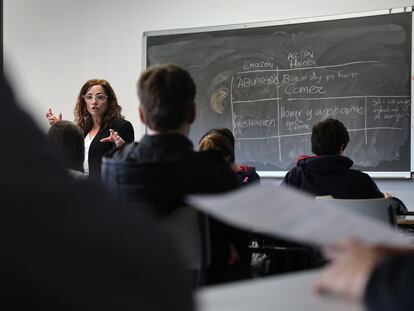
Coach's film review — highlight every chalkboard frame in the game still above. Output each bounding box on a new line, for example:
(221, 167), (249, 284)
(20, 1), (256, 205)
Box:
(143, 6), (414, 179)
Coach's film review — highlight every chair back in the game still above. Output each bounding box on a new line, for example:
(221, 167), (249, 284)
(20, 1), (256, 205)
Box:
(161, 206), (210, 286)
(315, 197), (396, 226)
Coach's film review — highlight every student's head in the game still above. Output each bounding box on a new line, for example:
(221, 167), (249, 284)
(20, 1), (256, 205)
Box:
(74, 79), (123, 132)
(199, 128), (235, 163)
(311, 118), (349, 155)
(137, 64), (196, 132)
(48, 120), (85, 172)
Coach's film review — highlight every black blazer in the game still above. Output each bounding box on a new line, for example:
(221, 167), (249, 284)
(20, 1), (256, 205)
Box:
(87, 116), (134, 181)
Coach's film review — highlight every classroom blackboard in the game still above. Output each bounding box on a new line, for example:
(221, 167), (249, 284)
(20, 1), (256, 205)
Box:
(144, 9), (412, 177)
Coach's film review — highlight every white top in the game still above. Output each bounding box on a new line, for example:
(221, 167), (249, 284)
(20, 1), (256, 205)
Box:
(68, 169), (88, 180)
(83, 134), (95, 175)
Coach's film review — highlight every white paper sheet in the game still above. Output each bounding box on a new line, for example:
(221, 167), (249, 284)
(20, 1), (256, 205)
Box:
(196, 269), (363, 311)
(187, 184), (412, 246)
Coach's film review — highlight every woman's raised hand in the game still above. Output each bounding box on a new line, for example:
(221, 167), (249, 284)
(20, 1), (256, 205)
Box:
(100, 129), (125, 148)
(46, 108), (62, 125)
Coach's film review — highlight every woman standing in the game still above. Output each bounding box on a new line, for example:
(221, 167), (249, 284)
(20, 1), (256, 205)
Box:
(46, 79), (134, 181)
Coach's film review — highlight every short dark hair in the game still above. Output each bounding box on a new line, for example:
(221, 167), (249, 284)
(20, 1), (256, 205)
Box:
(199, 128), (235, 163)
(311, 118), (349, 155)
(48, 120), (85, 172)
(137, 64), (196, 131)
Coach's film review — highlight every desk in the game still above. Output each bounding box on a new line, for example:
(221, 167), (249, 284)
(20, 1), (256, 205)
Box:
(397, 215), (414, 226)
(196, 269), (363, 311)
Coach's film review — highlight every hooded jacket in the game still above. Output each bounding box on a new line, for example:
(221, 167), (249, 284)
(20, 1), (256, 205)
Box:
(282, 155), (383, 199)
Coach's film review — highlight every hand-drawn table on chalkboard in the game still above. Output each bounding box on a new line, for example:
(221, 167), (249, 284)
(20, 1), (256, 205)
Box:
(144, 7), (413, 177)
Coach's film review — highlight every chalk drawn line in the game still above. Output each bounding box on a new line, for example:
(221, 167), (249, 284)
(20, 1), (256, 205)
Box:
(235, 126), (404, 141)
(236, 60), (379, 75)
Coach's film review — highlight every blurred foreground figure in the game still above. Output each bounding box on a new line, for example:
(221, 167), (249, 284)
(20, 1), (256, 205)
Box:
(0, 74), (193, 310)
(315, 239), (414, 311)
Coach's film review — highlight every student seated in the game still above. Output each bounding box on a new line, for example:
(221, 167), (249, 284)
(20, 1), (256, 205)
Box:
(282, 118), (384, 199)
(1, 74), (193, 310)
(102, 64), (251, 285)
(47, 120), (87, 179)
(198, 128), (260, 184)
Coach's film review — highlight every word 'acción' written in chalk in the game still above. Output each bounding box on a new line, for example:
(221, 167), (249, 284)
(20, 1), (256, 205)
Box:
(288, 48), (316, 69)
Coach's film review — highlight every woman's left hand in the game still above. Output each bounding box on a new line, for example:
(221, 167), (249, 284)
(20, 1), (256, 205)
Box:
(100, 129), (125, 148)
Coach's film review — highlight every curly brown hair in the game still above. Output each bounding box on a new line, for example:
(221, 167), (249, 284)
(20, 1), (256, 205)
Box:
(74, 79), (123, 134)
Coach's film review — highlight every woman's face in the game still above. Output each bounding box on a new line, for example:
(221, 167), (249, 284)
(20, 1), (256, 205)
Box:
(84, 85), (109, 119)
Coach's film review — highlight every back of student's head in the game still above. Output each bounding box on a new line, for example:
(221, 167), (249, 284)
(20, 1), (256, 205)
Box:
(137, 64), (196, 131)
(48, 120), (84, 172)
(199, 128), (235, 163)
(311, 118), (349, 155)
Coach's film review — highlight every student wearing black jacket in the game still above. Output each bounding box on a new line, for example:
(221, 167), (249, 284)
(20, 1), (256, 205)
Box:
(1, 74), (192, 310)
(283, 118), (384, 199)
(102, 64), (251, 284)
(198, 127), (260, 185)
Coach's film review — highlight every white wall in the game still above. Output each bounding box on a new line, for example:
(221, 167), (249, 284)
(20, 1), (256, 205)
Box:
(4, 0), (414, 206)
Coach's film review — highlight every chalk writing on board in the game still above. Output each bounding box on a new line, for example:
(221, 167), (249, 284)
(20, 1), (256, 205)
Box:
(227, 58), (410, 166)
(146, 11), (412, 172)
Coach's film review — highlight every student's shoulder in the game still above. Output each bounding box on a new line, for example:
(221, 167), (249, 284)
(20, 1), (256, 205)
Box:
(194, 150), (243, 188)
(104, 141), (140, 161)
(282, 165), (303, 186)
(284, 165), (302, 178)
(348, 168), (374, 180)
(347, 169), (382, 194)
(189, 150), (234, 175)
(194, 149), (227, 164)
